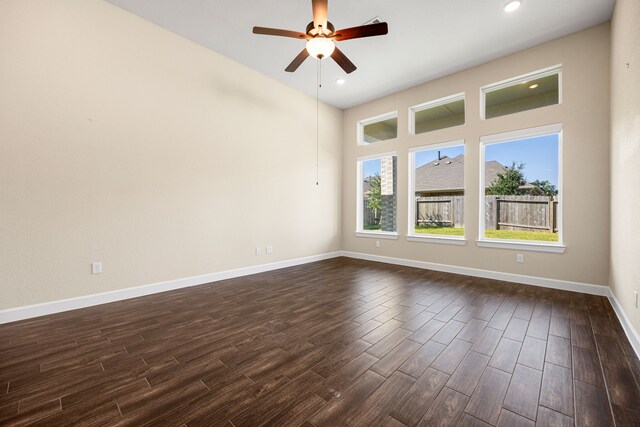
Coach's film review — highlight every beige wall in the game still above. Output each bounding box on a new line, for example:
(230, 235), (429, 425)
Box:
(610, 0), (640, 332)
(342, 24), (611, 286)
(0, 0), (342, 310)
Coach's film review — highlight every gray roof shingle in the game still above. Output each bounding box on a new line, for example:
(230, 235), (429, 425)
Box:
(414, 154), (506, 193)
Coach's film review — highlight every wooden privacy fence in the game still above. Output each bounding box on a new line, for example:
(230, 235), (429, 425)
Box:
(363, 199), (378, 227)
(416, 196), (464, 228)
(485, 195), (558, 232)
(414, 195), (558, 233)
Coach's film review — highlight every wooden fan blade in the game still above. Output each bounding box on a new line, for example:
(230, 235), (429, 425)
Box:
(253, 26), (308, 39)
(333, 22), (388, 41)
(312, 0), (328, 30)
(285, 49), (310, 72)
(331, 46), (356, 74)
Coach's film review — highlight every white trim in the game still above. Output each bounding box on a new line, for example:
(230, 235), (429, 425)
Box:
(408, 140), (466, 153)
(0, 251), (342, 324)
(356, 153), (398, 234)
(558, 127), (564, 244)
(607, 291), (640, 358)
(480, 65), (562, 120)
(357, 111), (398, 145)
(355, 232), (398, 240)
(356, 150), (398, 162)
(479, 141), (487, 240)
(476, 239), (566, 253)
(341, 251), (608, 295)
(407, 236), (466, 245)
(408, 140), (465, 239)
(480, 123), (563, 144)
(409, 92), (465, 135)
(408, 148), (416, 236)
(356, 160), (364, 231)
(479, 124), (563, 246)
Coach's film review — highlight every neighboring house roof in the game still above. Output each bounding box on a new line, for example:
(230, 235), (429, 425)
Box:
(414, 154), (507, 193)
(363, 178), (371, 196)
(364, 155), (545, 196)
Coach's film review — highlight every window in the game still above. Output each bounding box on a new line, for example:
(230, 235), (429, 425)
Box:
(357, 153), (398, 236)
(482, 66), (561, 119)
(408, 142), (465, 242)
(479, 124), (563, 251)
(410, 93), (465, 135)
(358, 112), (398, 144)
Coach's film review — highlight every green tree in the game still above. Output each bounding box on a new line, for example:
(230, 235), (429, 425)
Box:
(368, 173), (382, 218)
(530, 179), (558, 196)
(486, 162), (526, 195)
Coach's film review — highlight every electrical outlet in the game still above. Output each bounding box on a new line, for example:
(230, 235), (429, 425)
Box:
(91, 262), (102, 274)
(516, 254), (524, 263)
(375, 240), (380, 248)
(255, 247), (262, 256)
(266, 245), (273, 254)
(634, 291), (638, 308)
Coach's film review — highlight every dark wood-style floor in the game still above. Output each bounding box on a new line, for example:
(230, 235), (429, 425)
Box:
(1, 257), (639, 426)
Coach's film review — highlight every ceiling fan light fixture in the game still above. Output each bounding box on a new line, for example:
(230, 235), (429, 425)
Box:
(306, 37), (335, 59)
(503, 0), (522, 12)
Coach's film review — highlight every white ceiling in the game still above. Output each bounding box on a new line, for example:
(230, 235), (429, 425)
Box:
(105, 0), (614, 109)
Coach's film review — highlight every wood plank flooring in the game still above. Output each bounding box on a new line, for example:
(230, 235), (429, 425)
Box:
(1, 257), (639, 426)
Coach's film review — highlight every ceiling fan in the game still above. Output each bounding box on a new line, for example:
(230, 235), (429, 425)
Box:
(252, 0), (388, 74)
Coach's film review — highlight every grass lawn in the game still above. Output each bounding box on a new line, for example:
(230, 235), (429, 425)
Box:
(414, 226), (558, 242)
(485, 229), (558, 242)
(363, 224), (381, 230)
(414, 226), (465, 236)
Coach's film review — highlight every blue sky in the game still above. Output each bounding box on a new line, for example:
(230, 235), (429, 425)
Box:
(363, 158), (382, 178)
(363, 134), (558, 186)
(485, 134), (558, 186)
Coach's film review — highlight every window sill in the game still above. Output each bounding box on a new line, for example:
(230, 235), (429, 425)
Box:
(476, 239), (566, 253)
(355, 231), (398, 240)
(407, 235), (466, 245)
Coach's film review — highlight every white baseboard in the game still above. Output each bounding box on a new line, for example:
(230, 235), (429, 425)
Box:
(3, 249), (639, 359)
(607, 291), (640, 358)
(341, 250), (640, 358)
(0, 251), (342, 325)
(341, 251), (609, 295)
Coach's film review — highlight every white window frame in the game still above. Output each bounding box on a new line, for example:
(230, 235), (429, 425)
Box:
(407, 140), (466, 245)
(480, 65), (563, 120)
(409, 92), (466, 135)
(356, 151), (399, 239)
(357, 111), (399, 145)
(477, 123), (565, 253)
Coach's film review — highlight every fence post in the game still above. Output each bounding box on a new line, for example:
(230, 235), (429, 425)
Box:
(496, 198), (500, 230)
(548, 198), (554, 232)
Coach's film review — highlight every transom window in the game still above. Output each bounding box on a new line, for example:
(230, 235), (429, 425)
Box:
(482, 66), (562, 119)
(410, 93), (465, 135)
(358, 112), (398, 145)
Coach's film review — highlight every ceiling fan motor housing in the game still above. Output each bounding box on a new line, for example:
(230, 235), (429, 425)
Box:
(306, 21), (335, 36)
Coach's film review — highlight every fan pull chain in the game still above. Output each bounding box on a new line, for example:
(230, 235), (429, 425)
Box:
(316, 58), (321, 186)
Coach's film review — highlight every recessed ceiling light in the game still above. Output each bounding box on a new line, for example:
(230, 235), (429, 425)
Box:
(503, 0), (522, 12)
(336, 78), (346, 85)
(529, 83), (539, 89)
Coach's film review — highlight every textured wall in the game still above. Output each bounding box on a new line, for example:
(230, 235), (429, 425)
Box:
(610, 0), (640, 333)
(343, 24), (611, 286)
(0, 0), (343, 309)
